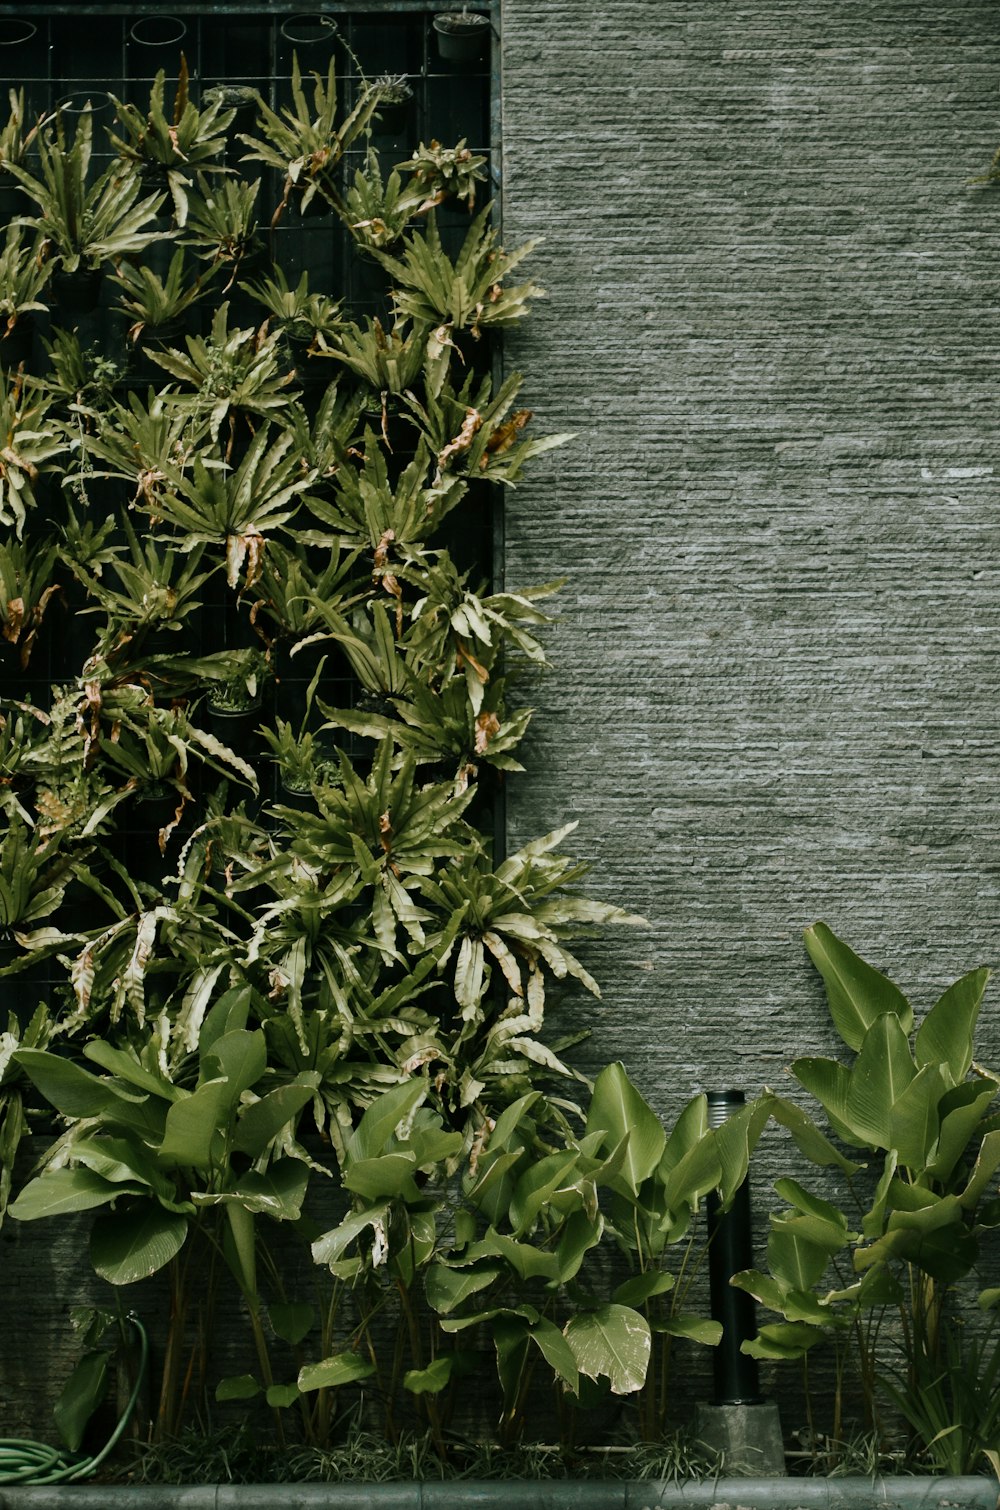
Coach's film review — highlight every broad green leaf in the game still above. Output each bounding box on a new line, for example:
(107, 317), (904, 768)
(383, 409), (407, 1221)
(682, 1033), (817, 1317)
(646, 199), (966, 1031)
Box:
(732, 1271), (832, 1326)
(269, 1303), (315, 1346)
(216, 1373), (261, 1401)
(404, 1356), (453, 1395)
(915, 967), (989, 1085)
(887, 1064), (943, 1171)
(714, 1094), (773, 1205)
(773, 1178), (848, 1231)
(311, 1202), (391, 1267)
(158, 1077), (231, 1171)
(83, 1041), (181, 1102)
(660, 1127), (721, 1212)
(529, 1316), (580, 1394)
(53, 1350), (108, 1452)
(861, 1151), (898, 1239)
(844, 1013), (916, 1148)
(297, 1353), (376, 1392)
(15, 1049), (146, 1120)
(510, 1149), (581, 1236)
(766, 1223), (832, 1292)
(425, 1260), (503, 1315)
(555, 1206), (603, 1284)
(929, 1083), (997, 1185)
(203, 1030), (267, 1103)
(90, 1202), (189, 1284)
(804, 922), (912, 1050)
(344, 1152), (418, 1200)
(613, 1270), (676, 1308)
(10, 1167), (144, 1221)
(742, 1321), (824, 1360)
(564, 1305), (650, 1395)
(266, 1383), (301, 1408)
(586, 1062), (665, 1195)
(347, 1080), (425, 1162)
(767, 1094), (861, 1173)
(959, 1127), (1000, 1210)
(232, 1080), (317, 1157)
(656, 1315), (722, 1346)
(484, 1230), (559, 1282)
(790, 1059), (862, 1146)
(196, 1160), (309, 1221)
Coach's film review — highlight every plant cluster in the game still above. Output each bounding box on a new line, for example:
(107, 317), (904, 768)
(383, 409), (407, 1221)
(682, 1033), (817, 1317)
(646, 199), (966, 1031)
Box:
(2, 53), (997, 1487)
(0, 50), (758, 1465)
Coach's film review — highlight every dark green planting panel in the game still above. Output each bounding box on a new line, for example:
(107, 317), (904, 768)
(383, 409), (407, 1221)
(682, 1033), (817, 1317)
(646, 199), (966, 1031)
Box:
(0, 5), (501, 1007)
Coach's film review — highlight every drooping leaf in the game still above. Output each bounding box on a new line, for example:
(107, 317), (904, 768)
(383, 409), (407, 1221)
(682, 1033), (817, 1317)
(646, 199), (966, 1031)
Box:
(90, 1202), (189, 1284)
(53, 1350), (108, 1452)
(269, 1303), (315, 1346)
(10, 1167), (145, 1221)
(403, 1356), (453, 1395)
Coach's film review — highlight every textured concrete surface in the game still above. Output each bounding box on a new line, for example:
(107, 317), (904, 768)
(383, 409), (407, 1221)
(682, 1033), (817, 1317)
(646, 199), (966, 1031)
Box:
(501, 0), (1000, 1108)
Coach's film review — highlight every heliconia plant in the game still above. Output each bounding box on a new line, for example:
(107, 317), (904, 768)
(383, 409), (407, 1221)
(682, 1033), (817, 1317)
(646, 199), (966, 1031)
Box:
(733, 922), (1000, 1473)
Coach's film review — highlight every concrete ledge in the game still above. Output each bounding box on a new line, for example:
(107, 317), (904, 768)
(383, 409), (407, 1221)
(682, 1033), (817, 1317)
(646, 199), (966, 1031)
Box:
(0, 1478), (998, 1509)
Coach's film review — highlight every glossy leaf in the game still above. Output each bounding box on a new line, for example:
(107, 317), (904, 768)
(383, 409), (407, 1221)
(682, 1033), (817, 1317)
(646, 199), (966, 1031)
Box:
(564, 1304), (650, 1395)
(297, 1353), (376, 1392)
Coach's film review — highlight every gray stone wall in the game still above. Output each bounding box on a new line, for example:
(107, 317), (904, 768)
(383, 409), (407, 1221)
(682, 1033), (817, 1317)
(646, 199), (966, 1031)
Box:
(501, 0), (1000, 1108)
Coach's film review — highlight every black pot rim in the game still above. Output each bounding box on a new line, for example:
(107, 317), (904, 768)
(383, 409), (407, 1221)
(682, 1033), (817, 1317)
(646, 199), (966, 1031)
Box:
(433, 11), (491, 32)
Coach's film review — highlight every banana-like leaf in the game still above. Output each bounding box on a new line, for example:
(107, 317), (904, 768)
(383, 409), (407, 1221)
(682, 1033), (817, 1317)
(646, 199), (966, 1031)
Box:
(804, 922), (913, 1050)
(585, 1062), (664, 1195)
(844, 1013), (916, 1149)
(914, 967), (990, 1085)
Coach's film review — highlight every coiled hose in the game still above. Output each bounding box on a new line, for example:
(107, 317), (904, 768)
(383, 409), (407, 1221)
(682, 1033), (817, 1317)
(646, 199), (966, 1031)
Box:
(0, 1313), (148, 1485)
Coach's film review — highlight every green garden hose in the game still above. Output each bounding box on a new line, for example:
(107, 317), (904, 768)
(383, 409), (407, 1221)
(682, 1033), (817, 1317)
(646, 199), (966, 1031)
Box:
(0, 1312), (148, 1485)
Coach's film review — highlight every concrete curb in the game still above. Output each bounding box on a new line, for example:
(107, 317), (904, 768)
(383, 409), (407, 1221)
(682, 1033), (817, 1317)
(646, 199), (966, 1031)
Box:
(0, 1478), (997, 1509)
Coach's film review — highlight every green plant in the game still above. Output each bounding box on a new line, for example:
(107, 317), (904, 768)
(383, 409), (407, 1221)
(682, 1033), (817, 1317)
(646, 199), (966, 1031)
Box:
(0, 369), (66, 536)
(150, 302), (299, 444)
(378, 205), (543, 342)
(10, 997), (320, 1439)
(149, 421), (314, 586)
(108, 59), (235, 226)
(0, 87), (47, 178)
(12, 105), (169, 275)
(340, 147), (427, 254)
(399, 138), (488, 213)
(113, 249), (215, 344)
(0, 224), (50, 334)
(183, 172), (262, 283)
(239, 53), (379, 224)
(244, 267), (345, 352)
(0, 535), (61, 667)
(733, 922), (1000, 1468)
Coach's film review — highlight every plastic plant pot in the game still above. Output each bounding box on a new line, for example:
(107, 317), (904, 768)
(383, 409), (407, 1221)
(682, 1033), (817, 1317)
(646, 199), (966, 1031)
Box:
(432, 11), (491, 63)
(129, 16), (188, 48)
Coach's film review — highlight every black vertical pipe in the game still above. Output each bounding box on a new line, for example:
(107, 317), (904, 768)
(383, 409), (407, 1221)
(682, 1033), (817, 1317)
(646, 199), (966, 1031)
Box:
(706, 1090), (764, 1406)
